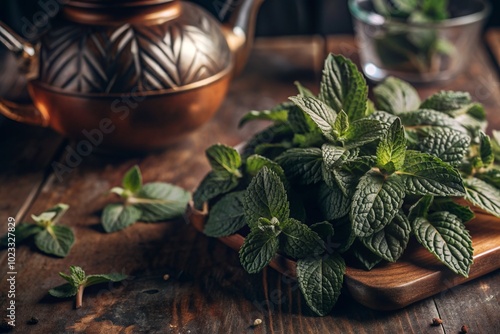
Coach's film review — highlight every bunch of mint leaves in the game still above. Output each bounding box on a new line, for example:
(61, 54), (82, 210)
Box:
(194, 53), (500, 316)
(0, 204), (75, 257)
(102, 165), (191, 233)
(372, 0), (456, 76)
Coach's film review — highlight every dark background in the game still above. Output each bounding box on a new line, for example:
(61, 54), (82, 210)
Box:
(0, 0), (498, 39)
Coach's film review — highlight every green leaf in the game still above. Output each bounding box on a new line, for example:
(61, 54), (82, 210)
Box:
(34, 225), (75, 257)
(475, 168), (500, 189)
(412, 211), (473, 277)
(350, 241), (383, 270)
(373, 77), (421, 114)
(193, 171), (239, 208)
(351, 172), (405, 237)
(204, 191), (246, 237)
(479, 132), (494, 167)
(280, 218), (324, 259)
(464, 177), (500, 217)
(408, 195), (433, 222)
(31, 203), (69, 225)
(242, 124), (293, 159)
(239, 227), (279, 274)
(360, 211), (410, 262)
(101, 204), (142, 233)
(417, 127), (470, 166)
(318, 183), (350, 220)
(288, 105), (319, 134)
(431, 198), (475, 223)
(122, 166), (142, 193)
(310, 221), (335, 242)
(289, 96), (337, 138)
(398, 150), (465, 196)
(330, 216), (356, 253)
(420, 91), (471, 112)
(319, 54), (368, 121)
(49, 283), (78, 298)
(206, 144), (242, 177)
(376, 118), (406, 173)
(295, 81), (315, 97)
(333, 110), (349, 138)
(321, 144), (346, 187)
(135, 183), (191, 221)
(400, 109), (467, 134)
(342, 119), (385, 148)
(239, 103), (289, 128)
(0, 223), (43, 247)
(246, 155), (287, 184)
(297, 253), (345, 316)
(276, 148), (323, 185)
(85, 273), (128, 287)
(244, 167), (290, 225)
(421, 0), (449, 20)
(70, 266), (87, 284)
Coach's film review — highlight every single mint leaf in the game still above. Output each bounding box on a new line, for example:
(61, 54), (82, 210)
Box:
(204, 191), (246, 237)
(464, 177), (500, 217)
(85, 273), (128, 287)
(242, 124), (293, 159)
(193, 171), (239, 208)
(289, 96), (337, 138)
(206, 144), (242, 177)
(350, 241), (383, 270)
(246, 155), (287, 185)
(360, 211), (410, 262)
(373, 77), (421, 114)
(0, 223), (43, 247)
(318, 182), (350, 220)
(34, 225), (75, 257)
(321, 144), (346, 187)
(479, 132), (494, 167)
(400, 109), (467, 135)
(417, 127), (470, 166)
(420, 91), (471, 112)
(319, 54), (368, 121)
(475, 169), (500, 189)
(351, 172), (405, 237)
(70, 266), (87, 284)
(49, 284), (78, 298)
(275, 148), (323, 185)
(333, 110), (349, 138)
(135, 183), (191, 221)
(398, 150), (465, 196)
(238, 103), (289, 128)
(288, 105), (319, 134)
(295, 81), (315, 97)
(412, 212), (473, 277)
(101, 204), (142, 233)
(297, 253), (345, 316)
(310, 221), (335, 243)
(280, 218), (324, 259)
(369, 110), (399, 129)
(376, 118), (406, 173)
(431, 198), (475, 223)
(122, 166), (142, 193)
(244, 167), (290, 224)
(239, 227), (279, 274)
(31, 203), (69, 225)
(342, 119), (385, 148)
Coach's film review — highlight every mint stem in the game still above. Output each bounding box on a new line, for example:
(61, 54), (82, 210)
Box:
(76, 285), (85, 309)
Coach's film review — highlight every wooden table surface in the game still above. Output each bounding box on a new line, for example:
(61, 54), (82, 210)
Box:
(1, 33), (499, 334)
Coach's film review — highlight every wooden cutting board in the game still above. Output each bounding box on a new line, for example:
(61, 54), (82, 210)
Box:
(188, 205), (500, 311)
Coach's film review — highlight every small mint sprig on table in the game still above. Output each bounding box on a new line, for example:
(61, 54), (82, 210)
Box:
(102, 165), (191, 233)
(49, 266), (128, 309)
(0, 204), (74, 257)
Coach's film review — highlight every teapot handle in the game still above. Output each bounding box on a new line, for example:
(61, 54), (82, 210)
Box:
(0, 22), (46, 126)
(0, 99), (48, 126)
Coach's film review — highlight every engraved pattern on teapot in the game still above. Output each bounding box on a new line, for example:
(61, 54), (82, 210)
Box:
(39, 3), (231, 93)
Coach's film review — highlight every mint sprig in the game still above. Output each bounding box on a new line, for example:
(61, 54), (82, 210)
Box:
(102, 166), (190, 233)
(195, 54), (500, 316)
(0, 204), (74, 257)
(49, 266), (128, 309)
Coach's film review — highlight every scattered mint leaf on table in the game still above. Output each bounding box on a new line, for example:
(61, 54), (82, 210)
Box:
(193, 54), (500, 316)
(0, 203), (74, 257)
(102, 165), (190, 233)
(49, 266), (128, 309)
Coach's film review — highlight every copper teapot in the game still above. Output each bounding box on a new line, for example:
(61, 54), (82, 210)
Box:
(0, 0), (264, 151)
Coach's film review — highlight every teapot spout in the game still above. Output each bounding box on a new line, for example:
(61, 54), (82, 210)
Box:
(222, 0), (265, 76)
(0, 22), (38, 80)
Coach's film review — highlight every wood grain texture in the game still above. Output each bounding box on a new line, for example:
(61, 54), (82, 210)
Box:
(0, 35), (499, 333)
